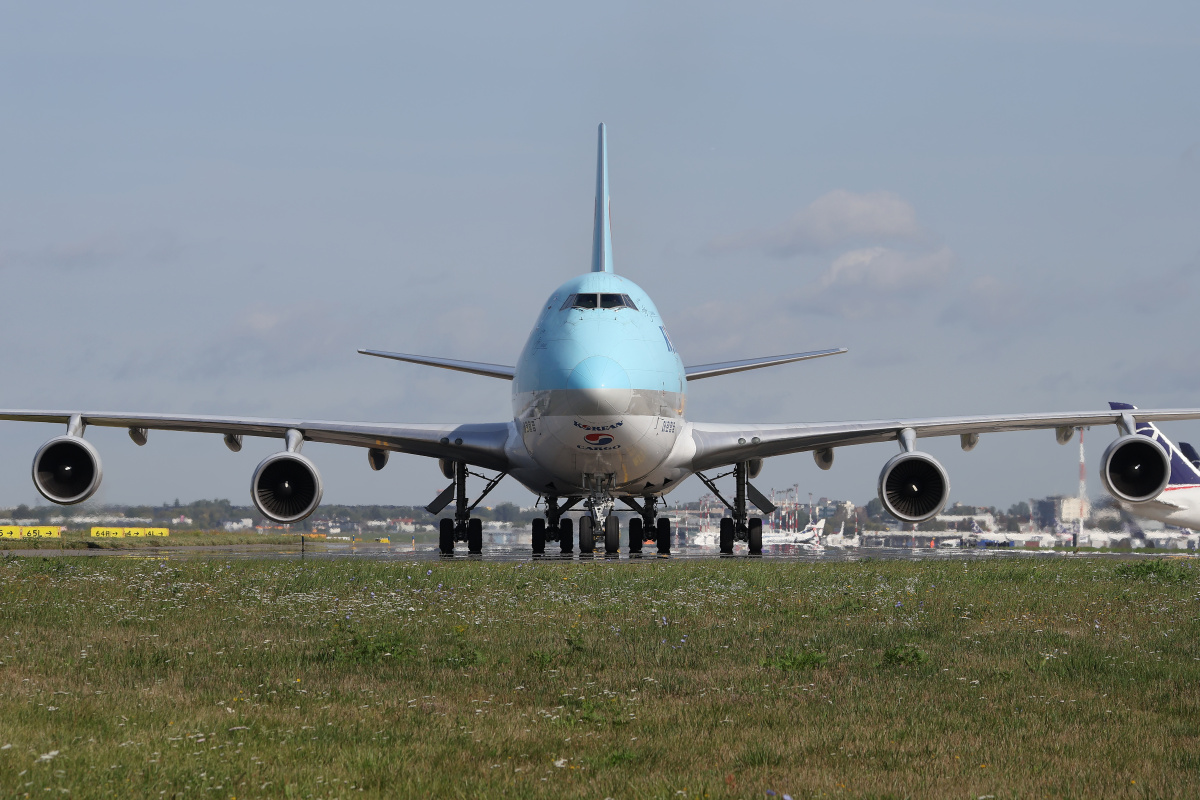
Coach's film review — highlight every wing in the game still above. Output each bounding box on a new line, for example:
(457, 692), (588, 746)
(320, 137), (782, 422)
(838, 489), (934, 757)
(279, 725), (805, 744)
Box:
(358, 349), (515, 380)
(684, 348), (846, 380)
(0, 410), (513, 471)
(690, 408), (1200, 471)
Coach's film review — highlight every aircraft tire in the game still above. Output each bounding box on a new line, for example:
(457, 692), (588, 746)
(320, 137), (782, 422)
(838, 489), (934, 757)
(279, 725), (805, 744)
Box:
(439, 518), (454, 555)
(748, 518), (763, 556)
(719, 517), (734, 554)
(579, 517), (595, 554)
(628, 518), (643, 553)
(467, 518), (483, 554)
(605, 515), (620, 554)
(531, 518), (546, 555)
(560, 518), (574, 554)
(656, 518), (671, 555)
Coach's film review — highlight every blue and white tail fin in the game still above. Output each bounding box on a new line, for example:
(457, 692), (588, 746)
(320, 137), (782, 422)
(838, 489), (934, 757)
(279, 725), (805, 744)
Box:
(591, 123), (613, 274)
(1110, 401), (1200, 487)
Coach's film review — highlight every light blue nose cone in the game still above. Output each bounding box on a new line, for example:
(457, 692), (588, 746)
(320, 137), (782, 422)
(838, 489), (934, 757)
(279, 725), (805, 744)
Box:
(568, 356), (631, 391)
(567, 356), (632, 418)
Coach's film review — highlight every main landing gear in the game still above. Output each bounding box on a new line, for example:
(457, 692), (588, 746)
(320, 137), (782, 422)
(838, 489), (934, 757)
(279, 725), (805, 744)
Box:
(621, 496), (671, 555)
(533, 494), (673, 556)
(697, 461), (775, 556)
(427, 460), (506, 555)
(531, 495), (583, 556)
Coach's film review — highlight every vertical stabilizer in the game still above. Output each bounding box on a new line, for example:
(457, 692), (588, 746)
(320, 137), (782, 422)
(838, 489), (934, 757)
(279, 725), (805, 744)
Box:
(591, 123), (613, 273)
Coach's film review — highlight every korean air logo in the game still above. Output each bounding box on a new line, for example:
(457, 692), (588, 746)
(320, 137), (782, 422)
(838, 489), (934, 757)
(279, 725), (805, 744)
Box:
(584, 433), (614, 446)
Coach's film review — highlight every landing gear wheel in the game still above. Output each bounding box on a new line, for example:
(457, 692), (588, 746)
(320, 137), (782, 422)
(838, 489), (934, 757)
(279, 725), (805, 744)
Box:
(656, 518), (671, 555)
(605, 515), (620, 554)
(579, 517), (595, 554)
(439, 518), (454, 554)
(628, 518), (643, 553)
(531, 518), (546, 555)
(719, 517), (734, 554)
(467, 518), (483, 554)
(560, 518), (574, 554)
(748, 517), (763, 556)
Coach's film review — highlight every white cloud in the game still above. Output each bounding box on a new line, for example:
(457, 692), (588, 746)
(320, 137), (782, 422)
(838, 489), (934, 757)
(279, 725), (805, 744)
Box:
(819, 245), (955, 291)
(713, 190), (925, 256)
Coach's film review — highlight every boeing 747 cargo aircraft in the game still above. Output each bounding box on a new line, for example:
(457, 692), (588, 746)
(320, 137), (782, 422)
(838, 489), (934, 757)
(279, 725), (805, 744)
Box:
(3, 126), (1198, 556)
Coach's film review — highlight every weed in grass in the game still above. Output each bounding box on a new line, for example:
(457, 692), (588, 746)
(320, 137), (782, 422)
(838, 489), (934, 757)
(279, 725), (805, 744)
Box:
(528, 649), (555, 669)
(1115, 558), (1194, 583)
(882, 643), (928, 667)
(324, 622), (413, 664)
(600, 746), (640, 767)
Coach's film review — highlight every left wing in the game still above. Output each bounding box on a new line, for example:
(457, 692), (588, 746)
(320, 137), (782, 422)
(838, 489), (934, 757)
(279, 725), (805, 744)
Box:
(685, 348), (846, 380)
(690, 407), (1200, 471)
(0, 410), (512, 471)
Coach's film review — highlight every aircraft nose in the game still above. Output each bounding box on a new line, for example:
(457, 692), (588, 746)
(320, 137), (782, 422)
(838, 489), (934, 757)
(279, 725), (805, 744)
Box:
(566, 356), (632, 418)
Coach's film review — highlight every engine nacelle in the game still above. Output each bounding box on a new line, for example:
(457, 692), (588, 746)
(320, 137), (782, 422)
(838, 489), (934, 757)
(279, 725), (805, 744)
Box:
(877, 451), (950, 523)
(251, 452), (324, 523)
(1100, 435), (1170, 503)
(32, 436), (103, 505)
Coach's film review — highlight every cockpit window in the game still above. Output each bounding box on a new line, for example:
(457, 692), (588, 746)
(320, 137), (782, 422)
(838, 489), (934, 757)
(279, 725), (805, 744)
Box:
(600, 293), (627, 309)
(561, 293), (638, 311)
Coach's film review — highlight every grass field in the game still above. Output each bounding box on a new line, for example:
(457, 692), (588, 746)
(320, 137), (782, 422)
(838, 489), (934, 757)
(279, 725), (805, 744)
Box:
(0, 532), (310, 551)
(1, 555), (1198, 799)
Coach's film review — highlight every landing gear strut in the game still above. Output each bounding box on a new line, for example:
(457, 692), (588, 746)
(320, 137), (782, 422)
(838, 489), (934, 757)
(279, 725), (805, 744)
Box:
(428, 461), (505, 555)
(621, 496), (670, 555)
(698, 461), (773, 555)
(533, 495), (581, 556)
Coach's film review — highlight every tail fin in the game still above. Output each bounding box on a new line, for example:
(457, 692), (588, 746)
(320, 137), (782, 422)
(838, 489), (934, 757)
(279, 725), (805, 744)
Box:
(591, 123), (613, 273)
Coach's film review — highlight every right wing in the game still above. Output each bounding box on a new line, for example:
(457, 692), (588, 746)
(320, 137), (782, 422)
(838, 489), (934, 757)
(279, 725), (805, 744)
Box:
(358, 349), (515, 380)
(0, 410), (513, 471)
(690, 407), (1200, 471)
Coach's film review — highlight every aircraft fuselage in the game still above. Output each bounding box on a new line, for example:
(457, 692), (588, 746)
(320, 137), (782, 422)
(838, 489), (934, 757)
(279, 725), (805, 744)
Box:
(508, 271), (693, 497)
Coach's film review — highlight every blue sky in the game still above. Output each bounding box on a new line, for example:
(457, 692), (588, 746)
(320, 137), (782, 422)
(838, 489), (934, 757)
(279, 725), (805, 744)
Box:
(1, 2), (1198, 510)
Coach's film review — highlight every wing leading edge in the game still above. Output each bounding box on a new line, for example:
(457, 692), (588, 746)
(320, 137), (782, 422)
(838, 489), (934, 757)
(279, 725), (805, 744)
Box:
(358, 349), (515, 380)
(685, 348), (847, 380)
(0, 410), (512, 471)
(690, 408), (1200, 471)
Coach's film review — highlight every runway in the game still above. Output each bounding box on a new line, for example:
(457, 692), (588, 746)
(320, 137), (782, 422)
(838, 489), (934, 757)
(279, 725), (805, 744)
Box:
(4, 531), (1188, 563)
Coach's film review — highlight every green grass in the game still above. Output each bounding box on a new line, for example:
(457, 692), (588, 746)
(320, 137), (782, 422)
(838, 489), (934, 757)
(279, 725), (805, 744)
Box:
(0, 531), (315, 550)
(1, 555), (1198, 798)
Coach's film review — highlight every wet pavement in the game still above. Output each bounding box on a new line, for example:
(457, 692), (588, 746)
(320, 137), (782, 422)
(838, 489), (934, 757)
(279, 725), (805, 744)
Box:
(5, 531), (1189, 563)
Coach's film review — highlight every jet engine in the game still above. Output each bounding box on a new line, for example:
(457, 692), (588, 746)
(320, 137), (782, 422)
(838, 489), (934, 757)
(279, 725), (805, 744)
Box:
(1100, 435), (1170, 503)
(877, 451), (950, 523)
(251, 452), (324, 523)
(32, 435), (103, 505)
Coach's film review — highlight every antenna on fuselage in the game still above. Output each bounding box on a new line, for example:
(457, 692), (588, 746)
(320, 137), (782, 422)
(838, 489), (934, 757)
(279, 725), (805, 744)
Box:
(591, 122), (613, 273)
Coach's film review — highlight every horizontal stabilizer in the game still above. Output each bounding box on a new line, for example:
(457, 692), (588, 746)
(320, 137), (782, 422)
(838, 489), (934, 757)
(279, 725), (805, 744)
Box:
(685, 348), (847, 380)
(358, 349), (515, 380)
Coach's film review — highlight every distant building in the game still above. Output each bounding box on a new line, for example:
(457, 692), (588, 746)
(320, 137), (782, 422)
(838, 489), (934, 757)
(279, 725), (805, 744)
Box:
(935, 512), (995, 531)
(1031, 495), (1090, 530)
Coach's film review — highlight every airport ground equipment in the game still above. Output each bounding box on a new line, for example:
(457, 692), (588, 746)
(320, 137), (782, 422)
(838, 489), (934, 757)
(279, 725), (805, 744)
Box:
(10, 130), (1200, 554)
